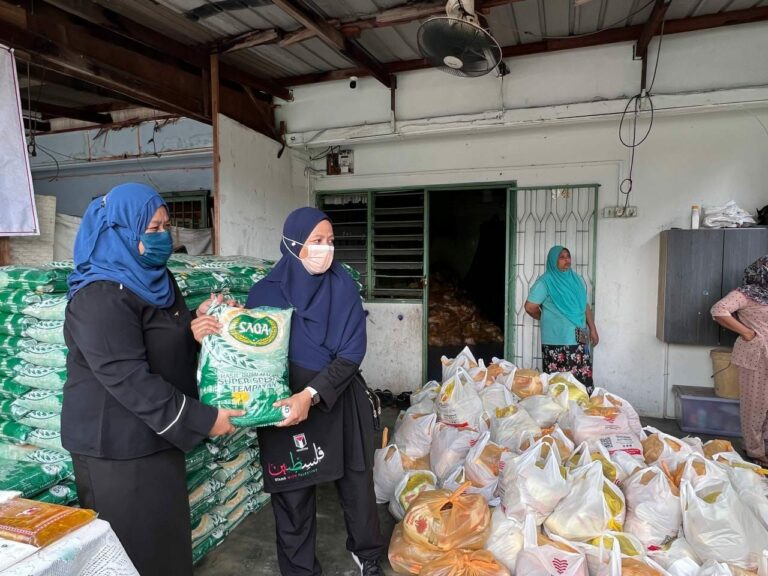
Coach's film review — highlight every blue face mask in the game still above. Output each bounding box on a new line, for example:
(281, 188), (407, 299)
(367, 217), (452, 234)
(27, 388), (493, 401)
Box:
(138, 230), (173, 268)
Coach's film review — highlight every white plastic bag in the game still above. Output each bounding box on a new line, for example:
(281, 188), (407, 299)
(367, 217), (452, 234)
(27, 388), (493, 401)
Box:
(713, 452), (768, 529)
(696, 561), (735, 576)
(681, 479), (768, 571)
(480, 384), (516, 415)
(545, 461), (626, 542)
(498, 439), (570, 525)
(464, 431), (507, 506)
(410, 380), (440, 413)
(485, 506), (524, 573)
(489, 357), (517, 389)
(596, 537), (669, 576)
(590, 388), (644, 439)
(516, 514), (589, 576)
(442, 464), (497, 504)
(678, 454), (730, 491)
(519, 391), (568, 428)
(648, 538), (701, 576)
(623, 466), (682, 548)
(430, 423), (480, 484)
(389, 470), (437, 521)
(441, 347), (477, 382)
(373, 442), (406, 503)
(436, 368), (484, 428)
(643, 428), (693, 470)
(394, 412), (437, 459)
(490, 404), (541, 451)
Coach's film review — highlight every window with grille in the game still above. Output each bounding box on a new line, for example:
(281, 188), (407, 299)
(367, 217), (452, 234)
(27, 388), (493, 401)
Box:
(161, 191), (210, 229)
(317, 190), (425, 301)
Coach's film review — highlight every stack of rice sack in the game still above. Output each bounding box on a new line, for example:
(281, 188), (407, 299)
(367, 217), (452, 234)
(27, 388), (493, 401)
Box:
(376, 346), (768, 576)
(0, 266), (76, 506)
(186, 428), (269, 564)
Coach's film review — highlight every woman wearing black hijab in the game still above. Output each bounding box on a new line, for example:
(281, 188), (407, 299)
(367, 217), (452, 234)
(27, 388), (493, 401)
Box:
(192, 207), (384, 576)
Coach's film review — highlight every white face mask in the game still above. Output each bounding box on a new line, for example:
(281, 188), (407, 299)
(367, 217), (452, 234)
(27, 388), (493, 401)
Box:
(302, 244), (334, 275)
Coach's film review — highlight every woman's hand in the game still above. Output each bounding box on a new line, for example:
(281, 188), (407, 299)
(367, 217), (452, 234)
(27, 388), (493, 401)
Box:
(191, 315), (222, 343)
(274, 390), (312, 428)
(590, 330), (600, 347)
(742, 329), (757, 342)
(196, 293), (243, 317)
(209, 408), (245, 437)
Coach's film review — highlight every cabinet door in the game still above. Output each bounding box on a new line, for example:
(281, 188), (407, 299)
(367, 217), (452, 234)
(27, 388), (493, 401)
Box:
(720, 228), (768, 346)
(657, 229), (724, 345)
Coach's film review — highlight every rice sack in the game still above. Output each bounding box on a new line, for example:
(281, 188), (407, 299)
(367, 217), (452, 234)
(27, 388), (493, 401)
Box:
(198, 304), (292, 427)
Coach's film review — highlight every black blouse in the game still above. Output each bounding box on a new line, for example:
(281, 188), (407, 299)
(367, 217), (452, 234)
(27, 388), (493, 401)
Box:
(61, 280), (217, 459)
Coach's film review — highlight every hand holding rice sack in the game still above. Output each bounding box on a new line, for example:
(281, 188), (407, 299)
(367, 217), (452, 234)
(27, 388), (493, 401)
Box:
(243, 207), (386, 576)
(61, 183), (241, 576)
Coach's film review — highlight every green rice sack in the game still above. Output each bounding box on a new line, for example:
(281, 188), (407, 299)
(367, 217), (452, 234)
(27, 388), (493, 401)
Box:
(22, 295), (67, 321)
(185, 442), (220, 474)
(0, 440), (70, 464)
(0, 266), (70, 293)
(0, 398), (23, 420)
(26, 429), (66, 453)
(187, 465), (219, 493)
(33, 480), (78, 505)
(14, 390), (64, 413)
(0, 419), (33, 444)
(0, 457), (73, 497)
(0, 291), (42, 314)
(23, 320), (65, 344)
(198, 304), (292, 427)
(0, 358), (22, 378)
(174, 269), (231, 297)
(0, 335), (37, 355)
(13, 409), (61, 432)
(11, 363), (66, 390)
(0, 378), (30, 399)
(0, 313), (38, 337)
(17, 343), (68, 368)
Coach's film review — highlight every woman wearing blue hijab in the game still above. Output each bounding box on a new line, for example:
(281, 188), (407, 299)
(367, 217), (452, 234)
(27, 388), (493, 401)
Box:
(63, 183), (241, 576)
(193, 207), (385, 576)
(524, 245), (599, 392)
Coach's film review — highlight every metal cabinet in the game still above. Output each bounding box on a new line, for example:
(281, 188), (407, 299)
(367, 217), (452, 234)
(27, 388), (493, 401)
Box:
(657, 227), (768, 345)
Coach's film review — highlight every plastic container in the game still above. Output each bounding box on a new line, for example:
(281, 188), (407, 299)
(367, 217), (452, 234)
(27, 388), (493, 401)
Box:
(673, 385), (741, 437)
(691, 205), (700, 229)
(710, 348), (740, 399)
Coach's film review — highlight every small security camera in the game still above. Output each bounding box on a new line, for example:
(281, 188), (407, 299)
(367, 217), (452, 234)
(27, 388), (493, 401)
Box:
(349, 76), (358, 89)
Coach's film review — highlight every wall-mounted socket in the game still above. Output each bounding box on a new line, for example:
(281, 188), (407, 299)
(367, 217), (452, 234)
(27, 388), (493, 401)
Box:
(603, 205), (638, 218)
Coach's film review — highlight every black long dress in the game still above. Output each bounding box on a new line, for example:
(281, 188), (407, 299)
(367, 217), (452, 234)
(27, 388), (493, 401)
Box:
(62, 278), (218, 576)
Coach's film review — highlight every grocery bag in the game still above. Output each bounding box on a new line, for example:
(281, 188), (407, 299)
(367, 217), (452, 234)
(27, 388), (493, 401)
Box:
(490, 404), (540, 452)
(374, 429), (407, 503)
(480, 384), (515, 415)
(389, 470), (437, 521)
(511, 369), (545, 399)
(395, 412), (437, 459)
(419, 549), (511, 576)
(441, 347), (478, 382)
(516, 514), (588, 576)
(623, 466), (682, 547)
(485, 507), (524, 573)
(648, 538), (701, 576)
(388, 523), (443, 575)
(464, 432), (508, 505)
(437, 369), (484, 428)
(430, 423), (480, 484)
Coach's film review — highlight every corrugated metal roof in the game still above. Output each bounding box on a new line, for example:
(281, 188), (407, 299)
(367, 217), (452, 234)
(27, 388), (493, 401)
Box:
(92, 0), (768, 81)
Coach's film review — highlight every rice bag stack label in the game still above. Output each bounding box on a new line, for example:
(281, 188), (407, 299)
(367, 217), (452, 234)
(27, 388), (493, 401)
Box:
(198, 305), (292, 427)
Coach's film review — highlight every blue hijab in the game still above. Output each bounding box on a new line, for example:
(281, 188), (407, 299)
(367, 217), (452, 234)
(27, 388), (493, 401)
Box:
(67, 183), (175, 308)
(541, 245), (587, 327)
(246, 207), (366, 372)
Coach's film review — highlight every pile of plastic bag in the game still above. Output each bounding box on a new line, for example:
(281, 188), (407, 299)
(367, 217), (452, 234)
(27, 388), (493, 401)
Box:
(376, 346), (768, 576)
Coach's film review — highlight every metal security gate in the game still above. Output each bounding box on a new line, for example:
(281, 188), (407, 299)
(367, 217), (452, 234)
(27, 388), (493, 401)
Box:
(510, 185), (598, 369)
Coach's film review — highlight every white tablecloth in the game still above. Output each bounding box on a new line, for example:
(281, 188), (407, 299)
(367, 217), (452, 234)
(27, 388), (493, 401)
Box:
(0, 519), (139, 576)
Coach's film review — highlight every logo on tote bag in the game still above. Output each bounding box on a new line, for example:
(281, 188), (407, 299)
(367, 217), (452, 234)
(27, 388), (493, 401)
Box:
(230, 314), (278, 346)
(293, 434), (308, 451)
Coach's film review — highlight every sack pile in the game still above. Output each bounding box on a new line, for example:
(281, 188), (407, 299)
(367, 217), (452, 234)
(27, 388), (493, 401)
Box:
(376, 346), (768, 576)
(428, 276), (503, 347)
(0, 259), (283, 566)
(0, 265), (75, 505)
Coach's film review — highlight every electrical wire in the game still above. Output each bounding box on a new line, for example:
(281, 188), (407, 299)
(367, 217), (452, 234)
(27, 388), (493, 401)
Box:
(617, 18), (665, 208)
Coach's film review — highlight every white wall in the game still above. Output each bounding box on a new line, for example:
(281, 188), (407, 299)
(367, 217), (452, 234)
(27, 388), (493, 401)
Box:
(217, 114), (308, 260)
(277, 23), (768, 417)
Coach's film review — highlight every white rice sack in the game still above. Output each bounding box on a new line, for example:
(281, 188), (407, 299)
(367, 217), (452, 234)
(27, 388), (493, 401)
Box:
(198, 304), (292, 427)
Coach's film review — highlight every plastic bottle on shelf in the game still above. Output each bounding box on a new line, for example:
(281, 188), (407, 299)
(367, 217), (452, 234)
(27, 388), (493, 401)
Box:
(691, 205), (700, 229)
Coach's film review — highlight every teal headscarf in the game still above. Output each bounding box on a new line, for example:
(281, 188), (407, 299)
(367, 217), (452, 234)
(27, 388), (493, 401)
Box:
(541, 245), (587, 327)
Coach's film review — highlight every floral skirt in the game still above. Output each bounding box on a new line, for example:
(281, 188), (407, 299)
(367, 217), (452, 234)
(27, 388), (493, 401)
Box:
(542, 343), (593, 393)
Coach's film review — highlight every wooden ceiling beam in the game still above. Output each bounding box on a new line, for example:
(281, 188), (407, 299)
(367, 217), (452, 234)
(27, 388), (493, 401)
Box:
(0, 2), (276, 138)
(271, 0), (392, 87)
(636, 0), (671, 59)
(40, 0), (291, 100)
(26, 101), (112, 124)
(23, 117), (51, 132)
(215, 28), (281, 53)
(280, 5), (768, 86)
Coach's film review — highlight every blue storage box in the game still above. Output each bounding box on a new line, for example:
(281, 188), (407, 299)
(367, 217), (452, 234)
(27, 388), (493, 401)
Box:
(673, 385), (741, 437)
